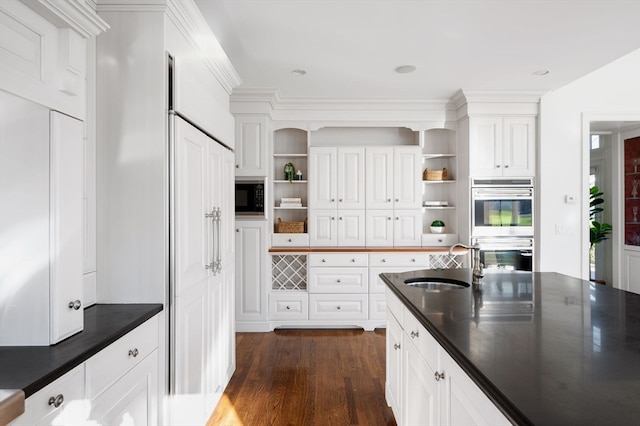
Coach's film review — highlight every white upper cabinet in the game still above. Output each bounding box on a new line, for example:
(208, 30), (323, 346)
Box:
(366, 146), (421, 209)
(235, 115), (269, 176)
(470, 116), (536, 177)
(309, 146), (365, 210)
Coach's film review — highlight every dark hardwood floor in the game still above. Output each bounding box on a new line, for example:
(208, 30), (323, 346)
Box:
(207, 329), (397, 426)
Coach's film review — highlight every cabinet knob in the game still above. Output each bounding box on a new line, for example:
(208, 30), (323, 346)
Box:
(339, 217), (343, 220)
(504, 164), (509, 168)
(410, 330), (419, 339)
(434, 371), (445, 382)
(395, 198), (399, 202)
(393, 343), (401, 350)
(286, 306), (291, 310)
(496, 165), (501, 168)
(336, 306), (341, 310)
(438, 239), (443, 243)
(128, 348), (139, 358)
(48, 394), (64, 408)
(337, 279), (341, 283)
(331, 217), (335, 220)
(288, 238), (292, 242)
(395, 217), (399, 220)
(387, 199), (391, 202)
(236, 229), (239, 232)
(331, 198), (335, 202)
(411, 259), (416, 262)
(351, 258), (356, 262)
(235, 164), (239, 168)
(381, 259), (386, 263)
(339, 199), (343, 202)
(321, 259), (326, 263)
(68, 300), (81, 310)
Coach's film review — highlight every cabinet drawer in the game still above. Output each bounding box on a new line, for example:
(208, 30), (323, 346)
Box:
(369, 252), (429, 267)
(268, 292), (308, 320)
(308, 267), (368, 293)
(271, 233), (309, 247)
(403, 306), (439, 369)
(86, 315), (159, 399)
(308, 253), (368, 267)
(369, 293), (387, 320)
(421, 233), (458, 247)
(13, 365), (85, 426)
(309, 294), (368, 320)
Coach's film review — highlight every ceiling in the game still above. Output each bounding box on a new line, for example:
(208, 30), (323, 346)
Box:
(195, 0), (640, 101)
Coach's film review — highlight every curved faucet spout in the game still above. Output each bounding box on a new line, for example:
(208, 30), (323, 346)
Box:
(449, 242), (484, 287)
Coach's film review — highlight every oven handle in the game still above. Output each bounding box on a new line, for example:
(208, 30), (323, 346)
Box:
(474, 238), (533, 249)
(472, 188), (532, 198)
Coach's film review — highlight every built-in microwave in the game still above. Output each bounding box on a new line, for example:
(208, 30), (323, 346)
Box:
(235, 181), (264, 215)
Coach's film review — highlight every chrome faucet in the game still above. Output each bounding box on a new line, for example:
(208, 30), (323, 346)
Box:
(449, 242), (484, 287)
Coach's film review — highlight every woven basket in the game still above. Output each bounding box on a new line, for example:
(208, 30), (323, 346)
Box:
(423, 167), (448, 181)
(277, 218), (305, 233)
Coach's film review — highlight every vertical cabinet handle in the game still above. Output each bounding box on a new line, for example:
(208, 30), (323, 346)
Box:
(48, 394), (64, 408)
(68, 300), (81, 310)
(205, 207), (222, 274)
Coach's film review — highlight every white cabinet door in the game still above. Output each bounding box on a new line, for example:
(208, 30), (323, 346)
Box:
(393, 210), (422, 247)
(366, 147), (394, 209)
(309, 210), (337, 246)
(386, 312), (403, 423)
(502, 117), (535, 177)
(309, 147), (337, 209)
(393, 146), (421, 209)
(49, 111), (84, 344)
(470, 116), (503, 177)
(366, 210), (394, 247)
(337, 209), (366, 246)
(337, 147), (365, 209)
(235, 115), (268, 176)
(235, 221), (267, 322)
(403, 334), (440, 426)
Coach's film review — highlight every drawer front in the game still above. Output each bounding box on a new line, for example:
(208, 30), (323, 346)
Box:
(309, 294), (368, 320)
(403, 306), (439, 369)
(308, 267), (368, 293)
(385, 288), (404, 325)
(421, 233), (458, 247)
(13, 365), (85, 426)
(369, 293), (387, 320)
(369, 252), (429, 268)
(86, 315), (159, 400)
(308, 253), (368, 267)
(268, 292), (308, 320)
(271, 233), (309, 247)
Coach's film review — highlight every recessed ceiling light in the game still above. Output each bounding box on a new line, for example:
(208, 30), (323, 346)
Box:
(533, 70), (550, 76)
(291, 69), (306, 76)
(395, 65), (417, 74)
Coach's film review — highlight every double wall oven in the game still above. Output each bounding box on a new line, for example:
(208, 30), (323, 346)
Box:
(471, 178), (534, 272)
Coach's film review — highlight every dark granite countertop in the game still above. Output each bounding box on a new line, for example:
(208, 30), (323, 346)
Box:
(0, 304), (163, 398)
(381, 269), (640, 426)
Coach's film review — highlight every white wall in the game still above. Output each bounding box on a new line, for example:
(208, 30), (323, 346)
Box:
(538, 49), (640, 278)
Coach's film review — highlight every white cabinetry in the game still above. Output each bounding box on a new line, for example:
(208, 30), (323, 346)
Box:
(0, 93), (84, 346)
(469, 116), (536, 177)
(12, 316), (160, 426)
(386, 289), (510, 426)
(235, 220), (268, 325)
(235, 115), (269, 176)
(309, 147), (366, 246)
(366, 146), (422, 246)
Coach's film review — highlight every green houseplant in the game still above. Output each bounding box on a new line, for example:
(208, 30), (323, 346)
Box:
(589, 185), (613, 248)
(430, 219), (445, 234)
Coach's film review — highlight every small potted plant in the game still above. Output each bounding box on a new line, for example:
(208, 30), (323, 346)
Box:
(283, 162), (295, 182)
(430, 219), (445, 234)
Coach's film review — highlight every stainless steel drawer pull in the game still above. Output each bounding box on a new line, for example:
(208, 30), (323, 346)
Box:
(336, 279), (341, 283)
(351, 259), (356, 262)
(410, 330), (419, 338)
(434, 371), (445, 381)
(128, 348), (139, 358)
(393, 343), (401, 350)
(286, 306), (291, 310)
(68, 300), (81, 310)
(48, 394), (64, 408)
(336, 306), (341, 310)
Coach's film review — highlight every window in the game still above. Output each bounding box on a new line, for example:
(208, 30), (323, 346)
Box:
(591, 134), (600, 150)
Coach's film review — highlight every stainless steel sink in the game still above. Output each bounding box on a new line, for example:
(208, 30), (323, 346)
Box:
(403, 277), (470, 290)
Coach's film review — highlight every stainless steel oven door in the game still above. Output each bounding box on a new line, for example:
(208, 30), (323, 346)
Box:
(475, 237), (533, 272)
(471, 187), (533, 237)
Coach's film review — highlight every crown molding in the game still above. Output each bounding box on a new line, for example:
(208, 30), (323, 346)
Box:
(96, 0), (241, 94)
(24, 0), (109, 37)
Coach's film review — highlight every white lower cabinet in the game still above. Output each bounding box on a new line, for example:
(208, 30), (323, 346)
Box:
(11, 315), (160, 426)
(386, 289), (510, 426)
(235, 221), (268, 323)
(268, 292), (309, 321)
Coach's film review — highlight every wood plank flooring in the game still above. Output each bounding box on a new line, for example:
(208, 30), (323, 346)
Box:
(207, 329), (397, 426)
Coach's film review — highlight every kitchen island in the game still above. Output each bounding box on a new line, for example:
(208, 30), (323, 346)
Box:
(381, 269), (640, 425)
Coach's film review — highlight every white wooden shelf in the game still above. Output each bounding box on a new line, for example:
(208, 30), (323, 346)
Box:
(274, 153), (308, 157)
(423, 153), (456, 159)
(274, 206), (308, 210)
(273, 180), (308, 184)
(422, 180), (456, 184)
(422, 206), (456, 210)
